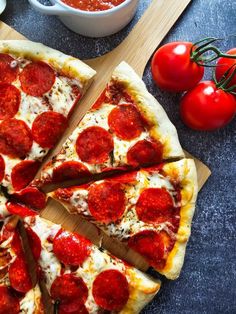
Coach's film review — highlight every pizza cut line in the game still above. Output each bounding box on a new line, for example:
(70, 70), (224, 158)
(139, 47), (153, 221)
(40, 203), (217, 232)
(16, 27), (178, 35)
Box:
(39, 61), (184, 186)
(24, 215), (161, 314)
(0, 216), (44, 313)
(0, 40), (96, 194)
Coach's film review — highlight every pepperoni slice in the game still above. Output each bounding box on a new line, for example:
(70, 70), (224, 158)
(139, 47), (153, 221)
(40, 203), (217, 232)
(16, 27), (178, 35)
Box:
(11, 160), (40, 191)
(50, 274), (88, 310)
(0, 155), (5, 182)
(88, 181), (126, 224)
(108, 104), (144, 140)
(107, 170), (137, 184)
(76, 126), (114, 164)
(52, 161), (90, 183)
(127, 139), (163, 167)
(53, 229), (92, 266)
(19, 61), (55, 97)
(128, 230), (174, 270)
(25, 226), (41, 261)
(0, 83), (20, 120)
(9, 256), (32, 293)
(136, 188), (175, 224)
(0, 286), (20, 314)
(0, 54), (19, 84)
(12, 187), (46, 210)
(59, 304), (89, 314)
(6, 202), (37, 218)
(92, 269), (129, 311)
(32, 111), (67, 149)
(0, 119), (33, 158)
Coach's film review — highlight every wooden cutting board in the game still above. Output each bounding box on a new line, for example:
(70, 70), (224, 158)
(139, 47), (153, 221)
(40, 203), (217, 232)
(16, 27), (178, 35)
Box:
(0, 0), (211, 271)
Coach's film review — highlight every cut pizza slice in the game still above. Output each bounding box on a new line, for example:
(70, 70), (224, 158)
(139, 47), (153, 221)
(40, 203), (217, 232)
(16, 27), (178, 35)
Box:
(0, 40), (96, 193)
(39, 61), (184, 186)
(24, 215), (161, 313)
(0, 216), (44, 313)
(50, 159), (198, 279)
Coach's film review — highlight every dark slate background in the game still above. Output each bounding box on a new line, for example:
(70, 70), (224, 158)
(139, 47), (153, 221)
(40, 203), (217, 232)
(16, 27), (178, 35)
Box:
(1, 0), (236, 313)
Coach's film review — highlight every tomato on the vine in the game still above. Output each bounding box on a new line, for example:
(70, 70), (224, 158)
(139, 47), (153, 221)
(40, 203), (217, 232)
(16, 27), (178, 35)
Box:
(151, 42), (204, 92)
(215, 48), (236, 88)
(180, 81), (236, 131)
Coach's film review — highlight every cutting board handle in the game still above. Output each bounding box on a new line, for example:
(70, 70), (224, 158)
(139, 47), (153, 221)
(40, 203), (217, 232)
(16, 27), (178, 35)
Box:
(122, 0), (191, 74)
(87, 0), (191, 76)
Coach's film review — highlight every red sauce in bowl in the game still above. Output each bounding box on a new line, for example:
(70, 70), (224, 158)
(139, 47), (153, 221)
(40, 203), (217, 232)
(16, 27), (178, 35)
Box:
(61, 0), (126, 11)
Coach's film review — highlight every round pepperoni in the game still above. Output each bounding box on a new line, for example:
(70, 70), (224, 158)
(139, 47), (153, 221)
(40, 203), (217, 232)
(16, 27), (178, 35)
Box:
(6, 202), (37, 218)
(127, 139), (163, 167)
(0, 155), (5, 183)
(0, 54), (19, 84)
(128, 230), (174, 270)
(92, 269), (129, 311)
(9, 256), (32, 293)
(53, 229), (92, 266)
(0, 286), (20, 314)
(19, 61), (55, 97)
(88, 181), (125, 224)
(0, 119), (33, 158)
(11, 160), (40, 191)
(50, 274), (88, 309)
(136, 188), (175, 224)
(76, 126), (113, 164)
(0, 83), (20, 120)
(32, 112), (67, 149)
(108, 104), (144, 140)
(25, 227), (41, 261)
(52, 161), (90, 183)
(12, 187), (46, 210)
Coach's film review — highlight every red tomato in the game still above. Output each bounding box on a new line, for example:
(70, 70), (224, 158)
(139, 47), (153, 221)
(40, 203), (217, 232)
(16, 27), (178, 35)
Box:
(215, 48), (236, 88)
(151, 42), (204, 92)
(180, 81), (236, 130)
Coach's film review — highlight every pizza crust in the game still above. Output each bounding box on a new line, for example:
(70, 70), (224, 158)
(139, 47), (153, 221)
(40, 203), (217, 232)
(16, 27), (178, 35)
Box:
(0, 40), (96, 92)
(159, 158), (198, 279)
(112, 62), (184, 159)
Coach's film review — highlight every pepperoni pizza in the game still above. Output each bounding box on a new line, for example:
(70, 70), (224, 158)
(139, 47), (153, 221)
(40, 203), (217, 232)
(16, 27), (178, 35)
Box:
(0, 216), (44, 313)
(0, 40), (96, 193)
(50, 159), (198, 279)
(39, 61), (184, 185)
(24, 215), (161, 313)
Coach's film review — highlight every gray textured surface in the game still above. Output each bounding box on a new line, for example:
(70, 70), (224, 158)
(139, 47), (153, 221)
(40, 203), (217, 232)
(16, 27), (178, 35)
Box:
(1, 0), (236, 313)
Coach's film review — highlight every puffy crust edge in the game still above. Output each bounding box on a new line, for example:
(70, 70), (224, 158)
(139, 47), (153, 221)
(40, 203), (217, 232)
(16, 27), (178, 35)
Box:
(112, 62), (184, 160)
(159, 158), (198, 279)
(0, 40), (96, 92)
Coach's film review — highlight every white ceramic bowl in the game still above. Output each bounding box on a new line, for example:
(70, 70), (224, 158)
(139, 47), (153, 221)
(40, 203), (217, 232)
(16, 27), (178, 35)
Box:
(28, 0), (139, 38)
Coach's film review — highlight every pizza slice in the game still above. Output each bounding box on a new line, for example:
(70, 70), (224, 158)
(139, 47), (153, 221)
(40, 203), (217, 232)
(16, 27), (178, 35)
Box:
(24, 215), (161, 313)
(50, 159), (198, 279)
(39, 61), (184, 186)
(0, 40), (96, 193)
(0, 216), (44, 313)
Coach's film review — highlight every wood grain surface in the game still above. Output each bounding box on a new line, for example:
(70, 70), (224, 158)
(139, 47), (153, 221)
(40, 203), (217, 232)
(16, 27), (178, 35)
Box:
(0, 0), (210, 273)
